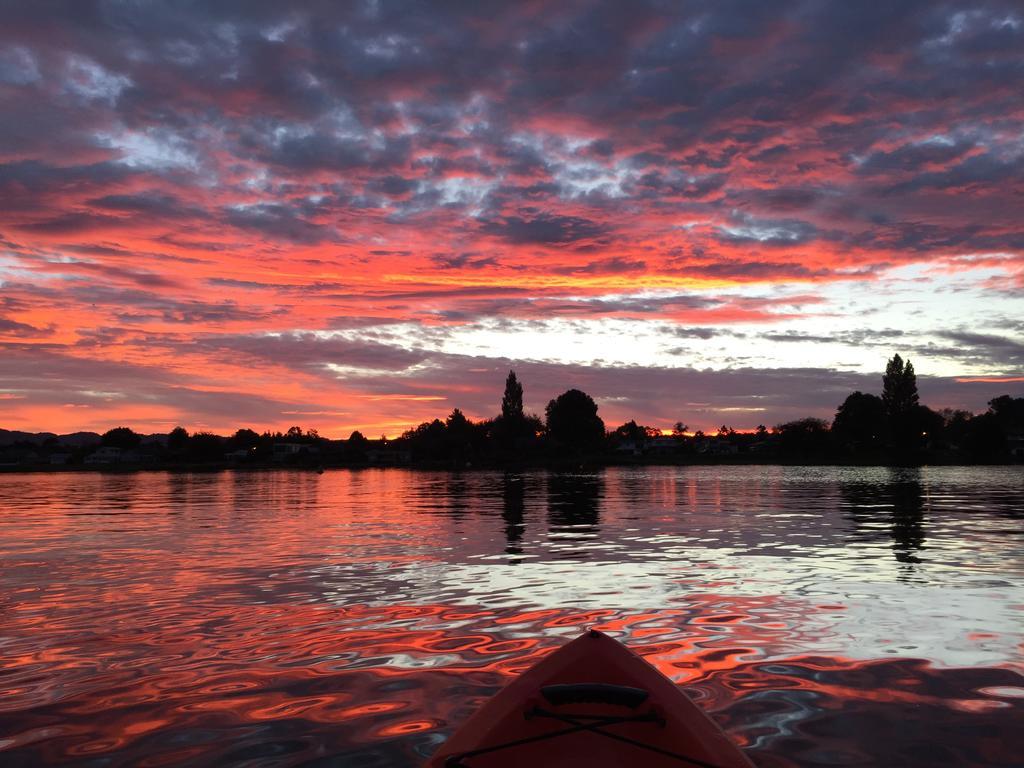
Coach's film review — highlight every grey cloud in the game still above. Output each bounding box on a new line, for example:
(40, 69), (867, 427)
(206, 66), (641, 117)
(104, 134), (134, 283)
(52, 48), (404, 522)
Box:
(685, 261), (831, 280)
(552, 257), (646, 275)
(0, 343), (297, 425)
(632, 171), (727, 199)
(17, 212), (124, 234)
(856, 140), (973, 175)
(431, 253), (499, 270)
(88, 191), (205, 219)
(937, 330), (1024, 367)
(367, 175), (419, 196)
(881, 150), (1023, 195)
(716, 213), (819, 246)
(196, 332), (430, 373)
(481, 212), (610, 245)
(224, 203), (336, 244)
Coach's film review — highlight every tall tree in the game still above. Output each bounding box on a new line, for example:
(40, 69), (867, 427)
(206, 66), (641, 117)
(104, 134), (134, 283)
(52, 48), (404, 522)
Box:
(882, 353), (921, 455)
(882, 354), (919, 419)
(501, 370), (524, 420)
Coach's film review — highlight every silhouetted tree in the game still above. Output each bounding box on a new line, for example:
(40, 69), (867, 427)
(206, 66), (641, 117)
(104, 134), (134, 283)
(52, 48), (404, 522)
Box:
(612, 420), (659, 442)
(773, 418), (830, 456)
(672, 421), (688, 437)
(962, 411), (1007, 460)
(988, 395), (1024, 432)
(167, 426), (189, 454)
(882, 354), (919, 415)
(755, 424), (769, 439)
(444, 408), (474, 464)
(501, 370), (524, 420)
(832, 391), (885, 450)
(346, 430), (369, 462)
(545, 389), (605, 452)
(102, 426), (141, 449)
(188, 431), (223, 462)
(956, 395), (1023, 460)
(910, 404), (943, 444)
(446, 408), (469, 432)
(882, 354), (920, 453)
(227, 428), (259, 450)
(286, 425), (303, 439)
(494, 370), (539, 453)
(401, 418), (448, 462)
(937, 408), (972, 448)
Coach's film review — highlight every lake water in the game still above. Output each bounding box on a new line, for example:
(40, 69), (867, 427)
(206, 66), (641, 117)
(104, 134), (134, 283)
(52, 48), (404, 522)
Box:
(1, 466), (1022, 767)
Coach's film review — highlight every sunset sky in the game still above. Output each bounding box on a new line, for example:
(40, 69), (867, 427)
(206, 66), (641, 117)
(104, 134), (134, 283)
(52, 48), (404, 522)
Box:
(1, 1), (1022, 437)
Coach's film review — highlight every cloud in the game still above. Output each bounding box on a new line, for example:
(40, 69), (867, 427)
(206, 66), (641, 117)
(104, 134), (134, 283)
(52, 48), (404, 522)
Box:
(88, 191), (204, 220)
(631, 171), (727, 200)
(223, 203), (336, 244)
(196, 332), (431, 373)
(552, 257), (646, 275)
(856, 139), (974, 175)
(367, 174), (419, 197)
(481, 212), (610, 245)
(716, 213), (819, 246)
(431, 253), (499, 270)
(685, 261), (831, 281)
(0, 343), (299, 430)
(1, 1), (1022, 434)
(0, 316), (54, 337)
(936, 330), (1024, 367)
(0, 160), (128, 192)
(881, 150), (1023, 195)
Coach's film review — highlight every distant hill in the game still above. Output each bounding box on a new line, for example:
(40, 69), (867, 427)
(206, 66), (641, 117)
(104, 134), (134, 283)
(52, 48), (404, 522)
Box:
(0, 429), (103, 447)
(0, 429), (58, 446)
(0, 429), (174, 447)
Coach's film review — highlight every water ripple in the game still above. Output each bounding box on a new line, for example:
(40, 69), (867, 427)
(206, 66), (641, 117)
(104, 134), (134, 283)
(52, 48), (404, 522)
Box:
(0, 466), (1021, 766)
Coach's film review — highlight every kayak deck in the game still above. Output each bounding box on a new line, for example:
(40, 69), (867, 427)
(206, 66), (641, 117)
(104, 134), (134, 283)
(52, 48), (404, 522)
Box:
(426, 629), (754, 767)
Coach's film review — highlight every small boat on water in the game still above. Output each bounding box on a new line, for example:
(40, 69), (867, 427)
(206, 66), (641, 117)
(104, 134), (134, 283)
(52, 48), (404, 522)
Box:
(426, 629), (754, 767)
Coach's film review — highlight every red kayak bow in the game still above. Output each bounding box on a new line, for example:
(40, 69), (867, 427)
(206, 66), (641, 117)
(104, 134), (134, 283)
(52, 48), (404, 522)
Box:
(427, 629), (755, 767)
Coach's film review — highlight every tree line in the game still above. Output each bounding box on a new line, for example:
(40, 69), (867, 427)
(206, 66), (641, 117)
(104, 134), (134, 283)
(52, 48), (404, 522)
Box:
(391, 360), (1022, 465)
(2, 356), (1021, 468)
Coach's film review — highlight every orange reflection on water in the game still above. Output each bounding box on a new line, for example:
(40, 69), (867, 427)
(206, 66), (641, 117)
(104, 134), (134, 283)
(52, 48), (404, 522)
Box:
(1, 467), (1022, 766)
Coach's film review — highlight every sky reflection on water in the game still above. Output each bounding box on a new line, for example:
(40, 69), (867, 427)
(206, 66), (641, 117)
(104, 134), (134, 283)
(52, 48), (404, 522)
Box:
(0, 466), (1022, 766)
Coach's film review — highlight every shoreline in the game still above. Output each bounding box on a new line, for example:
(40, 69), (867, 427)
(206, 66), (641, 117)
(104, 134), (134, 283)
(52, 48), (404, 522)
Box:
(3, 456), (1020, 474)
